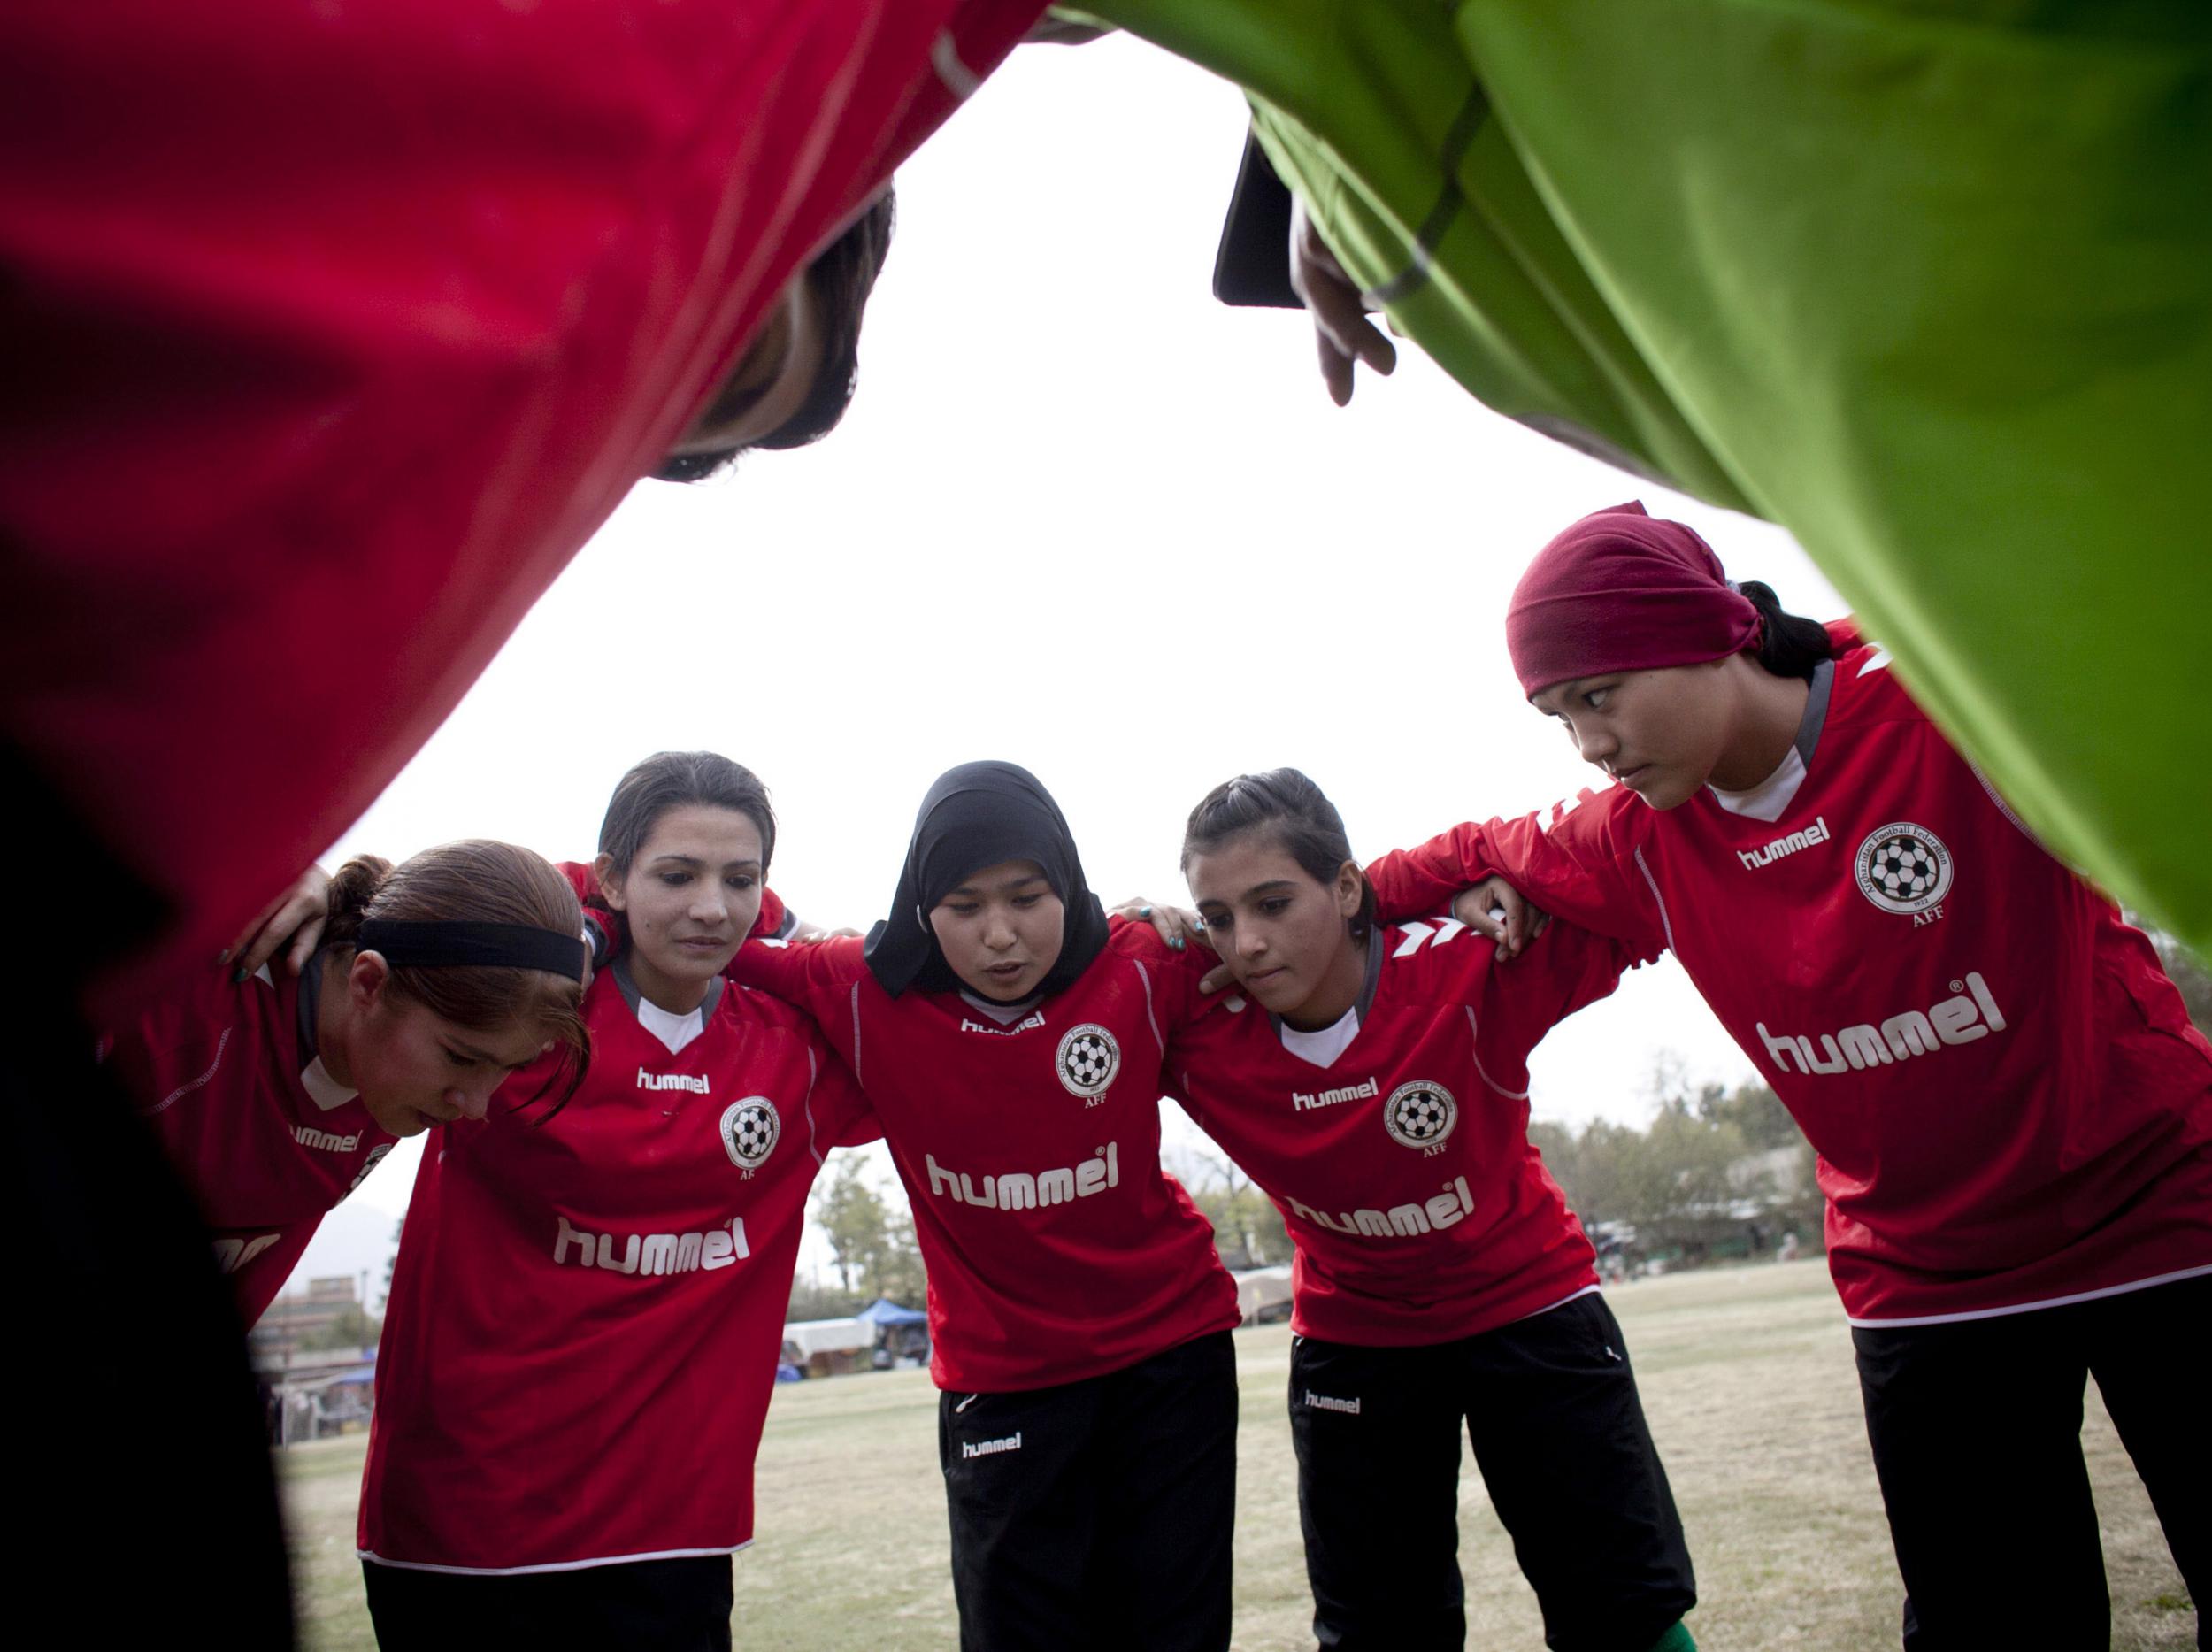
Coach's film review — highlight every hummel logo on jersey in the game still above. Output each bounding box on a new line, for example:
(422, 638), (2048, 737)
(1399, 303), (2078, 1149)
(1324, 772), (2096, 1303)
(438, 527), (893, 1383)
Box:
(962, 1433), (1022, 1459)
(290, 1123), (362, 1153)
(1757, 972), (2007, 1077)
(212, 1233), (283, 1274)
(960, 1012), (1047, 1036)
(1738, 816), (1831, 871)
(1537, 788), (1605, 834)
(1286, 1176), (1477, 1239)
(926, 1144), (1120, 1210)
(1392, 918), (1469, 957)
(1304, 1390), (1361, 1415)
(1293, 1077), (1378, 1112)
(638, 1068), (710, 1094)
(554, 1212), (750, 1274)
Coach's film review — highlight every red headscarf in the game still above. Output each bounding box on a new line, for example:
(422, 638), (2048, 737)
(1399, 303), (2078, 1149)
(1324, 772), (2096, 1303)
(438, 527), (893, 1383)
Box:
(1505, 502), (1761, 696)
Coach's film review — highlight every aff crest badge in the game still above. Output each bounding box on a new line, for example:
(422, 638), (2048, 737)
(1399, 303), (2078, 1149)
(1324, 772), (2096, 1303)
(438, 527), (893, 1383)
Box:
(1383, 1080), (1458, 1151)
(720, 1096), (780, 1170)
(1854, 822), (1954, 916)
(1056, 1024), (1120, 1099)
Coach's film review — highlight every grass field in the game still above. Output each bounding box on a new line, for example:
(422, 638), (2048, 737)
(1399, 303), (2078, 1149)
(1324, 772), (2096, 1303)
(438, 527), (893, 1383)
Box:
(281, 1261), (2195, 1649)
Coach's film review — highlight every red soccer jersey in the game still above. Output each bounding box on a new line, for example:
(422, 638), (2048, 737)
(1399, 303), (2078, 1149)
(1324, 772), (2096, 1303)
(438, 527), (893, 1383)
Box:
(357, 967), (873, 1571)
(1164, 918), (1632, 1346)
(2, 0), (1043, 1018)
(103, 962), (399, 1325)
(1368, 639), (2212, 1325)
(731, 923), (1242, 1392)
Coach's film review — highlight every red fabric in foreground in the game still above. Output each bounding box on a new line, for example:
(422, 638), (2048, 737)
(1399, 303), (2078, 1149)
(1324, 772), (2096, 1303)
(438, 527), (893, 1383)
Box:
(1505, 500), (1761, 696)
(0, 0), (1042, 1018)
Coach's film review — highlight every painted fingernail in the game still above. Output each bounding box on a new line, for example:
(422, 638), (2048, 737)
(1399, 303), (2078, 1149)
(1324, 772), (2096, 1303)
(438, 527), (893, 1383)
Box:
(1140, 906), (1152, 918)
(1171, 937), (1185, 950)
(231, 966), (248, 984)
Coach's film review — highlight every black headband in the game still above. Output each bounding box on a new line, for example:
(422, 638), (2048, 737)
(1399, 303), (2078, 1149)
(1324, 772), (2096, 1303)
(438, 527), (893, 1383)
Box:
(355, 920), (585, 982)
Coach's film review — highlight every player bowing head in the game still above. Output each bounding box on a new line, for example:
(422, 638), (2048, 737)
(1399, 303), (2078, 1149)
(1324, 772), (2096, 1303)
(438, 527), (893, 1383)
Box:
(319, 843), (590, 1135)
(1510, 503), (1835, 811)
(359, 750), (871, 1646)
(1362, 502), (2212, 1650)
(1179, 767), (1375, 1030)
(104, 839), (588, 1325)
(655, 189), (897, 481)
(866, 759), (1110, 1006)
(589, 748), (778, 1004)
(731, 760), (1243, 1652)
(1171, 770), (1699, 1652)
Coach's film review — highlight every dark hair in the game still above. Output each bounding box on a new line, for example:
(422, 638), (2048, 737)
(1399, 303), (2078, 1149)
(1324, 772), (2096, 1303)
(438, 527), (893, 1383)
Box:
(653, 188), (897, 483)
(597, 751), (777, 882)
(1738, 580), (1836, 680)
(326, 841), (591, 1108)
(1180, 768), (1376, 942)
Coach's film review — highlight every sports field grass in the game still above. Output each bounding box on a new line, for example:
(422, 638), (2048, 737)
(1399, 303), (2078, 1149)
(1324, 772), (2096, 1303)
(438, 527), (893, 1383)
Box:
(281, 1260), (2196, 1649)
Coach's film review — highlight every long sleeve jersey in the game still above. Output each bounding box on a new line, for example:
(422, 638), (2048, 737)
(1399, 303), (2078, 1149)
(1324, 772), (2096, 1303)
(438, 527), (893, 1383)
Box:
(358, 966), (873, 1571)
(104, 961), (398, 1324)
(1164, 917), (1632, 1346)
(731, 922), (1241, 1392)
(1367, 639), (2212, 1325)
(4, 0), (1043, 1018)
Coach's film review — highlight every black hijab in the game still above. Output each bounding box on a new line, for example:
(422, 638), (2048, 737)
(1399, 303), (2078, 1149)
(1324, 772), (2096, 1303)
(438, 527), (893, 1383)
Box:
(864, 761), (1112, 1001)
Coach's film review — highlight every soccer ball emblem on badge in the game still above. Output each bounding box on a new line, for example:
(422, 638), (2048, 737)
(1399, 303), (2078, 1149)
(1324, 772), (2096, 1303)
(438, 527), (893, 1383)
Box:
(1853, 822), (1954, 916)
(720, 1096), (780, 1171)
(1056, 1023), (1120, 1099)
(1383, 1080), (1458, 1150)
(348, 1141), (395, 1194)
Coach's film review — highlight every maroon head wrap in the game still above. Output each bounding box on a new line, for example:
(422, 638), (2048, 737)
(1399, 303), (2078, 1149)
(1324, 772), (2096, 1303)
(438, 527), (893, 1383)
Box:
(1505, 502), (1761, 697)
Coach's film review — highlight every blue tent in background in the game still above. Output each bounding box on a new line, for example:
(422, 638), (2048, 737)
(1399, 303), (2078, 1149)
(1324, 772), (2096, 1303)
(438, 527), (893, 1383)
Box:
(856, 1297), (926, 1327)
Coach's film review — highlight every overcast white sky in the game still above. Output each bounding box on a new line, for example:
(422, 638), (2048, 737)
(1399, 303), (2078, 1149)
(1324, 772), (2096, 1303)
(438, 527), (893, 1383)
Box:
(286, 33), (1842, 1302)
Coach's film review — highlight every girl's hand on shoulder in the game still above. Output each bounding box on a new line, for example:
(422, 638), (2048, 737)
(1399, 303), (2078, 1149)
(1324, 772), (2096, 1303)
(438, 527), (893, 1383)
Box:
(787, 920), (864, 941)
(1110, 898), (1210, 957)
(1451, 876), (1550, 961)
(220, 864), (331, 980)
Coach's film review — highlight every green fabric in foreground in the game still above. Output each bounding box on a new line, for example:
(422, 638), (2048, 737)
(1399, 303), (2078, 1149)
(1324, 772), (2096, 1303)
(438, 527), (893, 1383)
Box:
(1094, 0), (2212, 952)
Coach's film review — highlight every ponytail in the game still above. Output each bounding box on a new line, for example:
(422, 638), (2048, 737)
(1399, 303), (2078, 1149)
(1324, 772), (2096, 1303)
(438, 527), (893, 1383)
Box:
(324, 841), (591, 1110)
(1738, 580), (1836, 681)
(322, 856), (396, 951)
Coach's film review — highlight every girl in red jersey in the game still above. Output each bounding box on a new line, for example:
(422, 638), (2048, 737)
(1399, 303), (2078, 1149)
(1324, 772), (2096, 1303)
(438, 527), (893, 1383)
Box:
(358, 753), (873, 1651)
(104, 840), (590, 1326)
(1368, 503), (2212, 1651)
(1164, 768), (1696, 1652)
(729, 760), (1242, 1652)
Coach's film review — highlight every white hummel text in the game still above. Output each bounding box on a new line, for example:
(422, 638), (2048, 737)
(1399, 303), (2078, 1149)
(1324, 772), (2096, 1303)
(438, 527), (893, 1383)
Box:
(554, 1212), (749, 1274)
(290, 1123), (362, 1153)
(926, 1144), (1119, 1210)
(1293, 1077), (1378, 1112)
(1304, 1390), (1361, 1415)
(962, 1433), (1023, 1459)
(1286, 1176), (1477, 1239)
(1757, 972), (2007, 1077)
(637, 1068), (710, 1093)
(1738, 816), (1831, 871)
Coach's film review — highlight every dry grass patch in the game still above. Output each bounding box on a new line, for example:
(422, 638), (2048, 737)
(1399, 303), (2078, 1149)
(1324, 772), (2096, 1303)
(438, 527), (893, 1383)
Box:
(283, 1261), (2195, 1648)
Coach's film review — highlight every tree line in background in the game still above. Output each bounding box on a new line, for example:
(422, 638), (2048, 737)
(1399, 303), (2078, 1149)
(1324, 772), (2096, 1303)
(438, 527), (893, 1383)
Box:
(791, 1156), (929, 1320)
